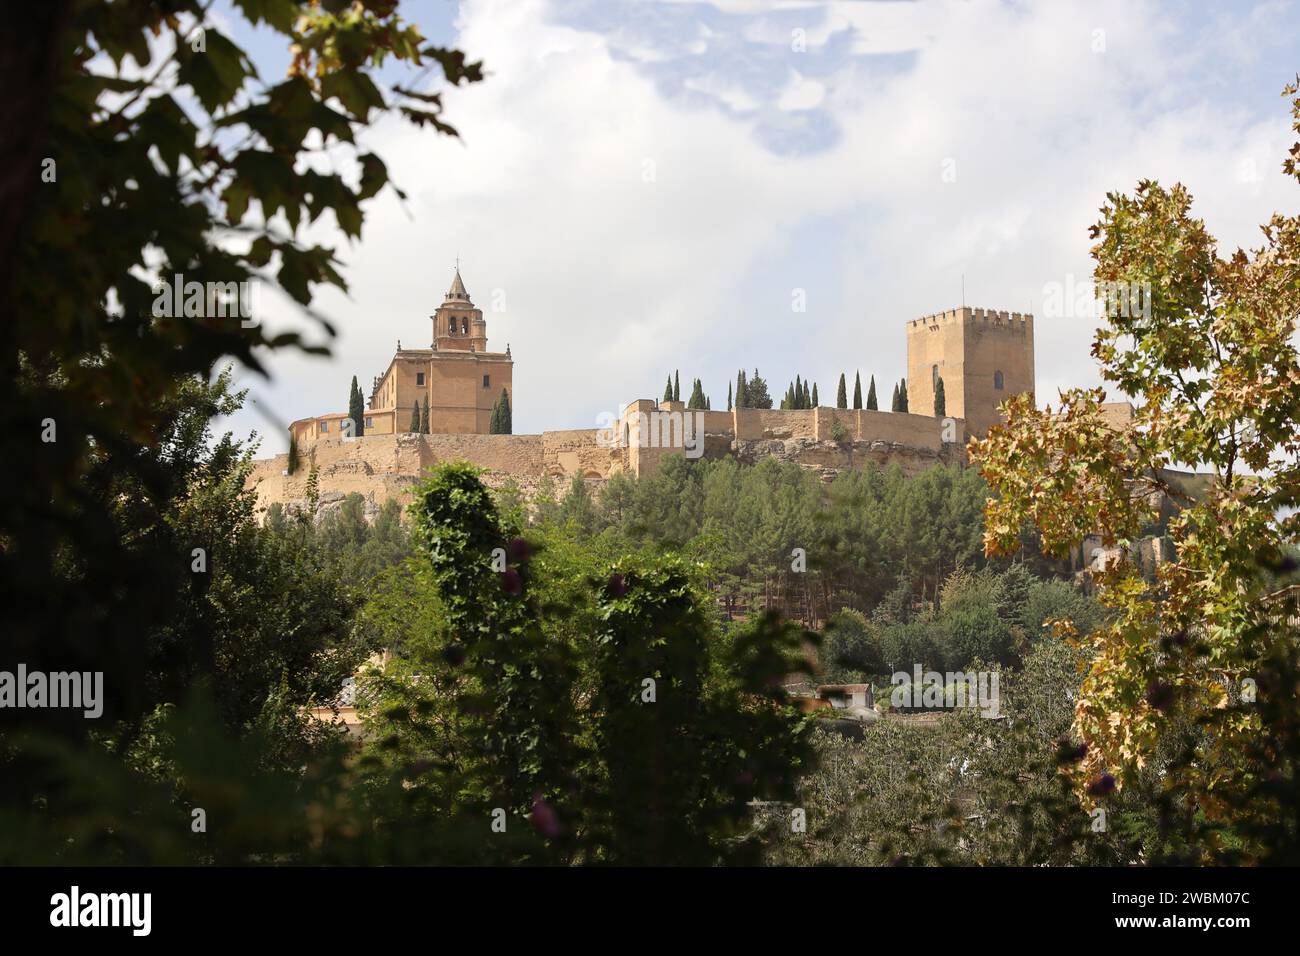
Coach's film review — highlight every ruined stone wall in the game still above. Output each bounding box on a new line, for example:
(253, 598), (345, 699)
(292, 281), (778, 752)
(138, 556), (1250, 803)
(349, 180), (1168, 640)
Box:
(541, 428), (619, 478)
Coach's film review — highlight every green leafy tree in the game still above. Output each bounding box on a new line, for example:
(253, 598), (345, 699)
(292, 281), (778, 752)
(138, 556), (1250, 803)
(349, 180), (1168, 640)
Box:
(972, 84), (1300, 863)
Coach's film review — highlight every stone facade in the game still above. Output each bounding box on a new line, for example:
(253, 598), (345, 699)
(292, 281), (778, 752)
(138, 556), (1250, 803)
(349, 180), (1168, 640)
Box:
(289, 268), (512, 445)
(906, 307), (1035, 438)
(256, 296), (1033, 514)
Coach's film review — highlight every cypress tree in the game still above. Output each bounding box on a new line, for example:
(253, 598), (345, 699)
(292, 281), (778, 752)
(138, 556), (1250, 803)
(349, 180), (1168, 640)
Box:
(489, 395), (502, 434)
(866, 375), (878, 411)
(421, 395), (430, 433)
(853, 371), (863, 409)
(409, 400), (420, 432)
(736, 369), (747, 409)
(890, 382), (900, 412)
(811, 382), (819, 407)
(287, 434), (300, 474)
(934, 377), (946, 417)
(496, 388), (512, 434)
(673, 370), (680, 402)
(348, 375), (364, 437)
(794, 375), (802, 409)
(687, 378), (706, 410)
(899, 378), (909, 412)
(727, 381), (733, 411)
(664, 375), (673, 403)
(836, 373), (847, 409)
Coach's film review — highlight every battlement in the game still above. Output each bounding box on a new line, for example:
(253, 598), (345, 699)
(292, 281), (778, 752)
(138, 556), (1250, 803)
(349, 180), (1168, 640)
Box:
(910, 306), (1033, 333)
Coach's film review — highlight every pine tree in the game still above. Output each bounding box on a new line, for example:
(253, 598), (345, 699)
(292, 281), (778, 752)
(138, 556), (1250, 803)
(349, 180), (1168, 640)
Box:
(836, 373), (847, 409)
(934, 377), (946, 417)
(899, 378), (909, 412)
(421, 395), (430, 433)
(348, 375), (364, 437)
(890, 382), (900, 412)
(866, 375), (877, 411)
(664, 375), (673, 403)
(727, 381), (733, 411)
(409, 400), (420, 432)
(746, 369), (772, 409)
(853, 371), (863, 410)
(811, 382), (819, 407)
(674, 370), (680, 402)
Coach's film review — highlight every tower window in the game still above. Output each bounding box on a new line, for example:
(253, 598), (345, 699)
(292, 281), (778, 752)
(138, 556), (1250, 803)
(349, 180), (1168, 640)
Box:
(483, 374), (490, 388)
(994, 370), (1004, 390)
(416, 372), (425, 386)
(462, 318), (469, 333)
(319, 421), (328, 433)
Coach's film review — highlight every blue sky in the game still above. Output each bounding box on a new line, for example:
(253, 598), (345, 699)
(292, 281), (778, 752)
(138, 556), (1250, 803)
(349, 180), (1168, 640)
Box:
(209, 0), (1300, 452)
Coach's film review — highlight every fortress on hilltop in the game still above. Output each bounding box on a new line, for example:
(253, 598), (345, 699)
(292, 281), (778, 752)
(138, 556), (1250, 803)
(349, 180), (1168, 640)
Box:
(249, 267), (1079, 517)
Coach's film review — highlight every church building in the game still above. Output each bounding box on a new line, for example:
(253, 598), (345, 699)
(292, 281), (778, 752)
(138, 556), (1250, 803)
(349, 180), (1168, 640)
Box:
(289, 267), (513, 443)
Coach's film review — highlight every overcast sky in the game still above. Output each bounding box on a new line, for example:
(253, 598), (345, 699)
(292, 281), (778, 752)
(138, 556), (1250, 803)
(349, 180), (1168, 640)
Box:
(215, 0), (1300, 453)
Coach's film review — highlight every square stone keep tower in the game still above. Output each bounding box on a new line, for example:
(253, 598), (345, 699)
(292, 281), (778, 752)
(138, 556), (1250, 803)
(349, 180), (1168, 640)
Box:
(906, 307), (1034, 438)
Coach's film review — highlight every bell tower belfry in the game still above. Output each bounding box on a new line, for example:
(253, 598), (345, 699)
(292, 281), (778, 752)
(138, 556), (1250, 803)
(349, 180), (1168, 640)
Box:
(432, 266), (487, 352)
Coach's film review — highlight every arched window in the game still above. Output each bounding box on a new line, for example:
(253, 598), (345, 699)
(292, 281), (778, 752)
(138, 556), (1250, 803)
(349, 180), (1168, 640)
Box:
(994, 370), (1004, 390)
(447, 318), (455, 335)
(462, 317), (470, 333)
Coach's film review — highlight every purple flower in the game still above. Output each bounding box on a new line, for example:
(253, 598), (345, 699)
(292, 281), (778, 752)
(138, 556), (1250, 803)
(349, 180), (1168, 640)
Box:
(501, 568), (523, 595)
(529, 792), (562, 838)
(507, 537), (530, 563)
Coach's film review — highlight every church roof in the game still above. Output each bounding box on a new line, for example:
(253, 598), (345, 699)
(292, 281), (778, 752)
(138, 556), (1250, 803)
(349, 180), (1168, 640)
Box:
(444, 267), (471, 303)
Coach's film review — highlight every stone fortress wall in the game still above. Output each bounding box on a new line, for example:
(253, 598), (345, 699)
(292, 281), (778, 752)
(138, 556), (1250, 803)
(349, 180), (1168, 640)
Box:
(249, 290), (1031, 517)
(247, 401), (969, 517)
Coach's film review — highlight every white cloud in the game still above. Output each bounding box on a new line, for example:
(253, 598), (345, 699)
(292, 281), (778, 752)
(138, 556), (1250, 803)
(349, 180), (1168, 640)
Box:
(224, 0), (1300, 453)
